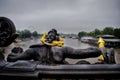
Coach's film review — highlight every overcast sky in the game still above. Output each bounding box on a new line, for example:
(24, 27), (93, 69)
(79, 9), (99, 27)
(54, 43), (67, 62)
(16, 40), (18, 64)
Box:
(0, 0), (120, 33)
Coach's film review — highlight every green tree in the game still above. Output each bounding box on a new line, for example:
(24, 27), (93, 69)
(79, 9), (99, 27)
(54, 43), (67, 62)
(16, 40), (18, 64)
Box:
(113, 28), (120, 39)
(87, 32), (95, 36)
(32, 31), (38, 37)
(78, 31), (87, 38)
(93, 29), (101, 36)
(23, 29), (31, 38)
(17, 29), (31, 39)
(102, 27), (114, 35)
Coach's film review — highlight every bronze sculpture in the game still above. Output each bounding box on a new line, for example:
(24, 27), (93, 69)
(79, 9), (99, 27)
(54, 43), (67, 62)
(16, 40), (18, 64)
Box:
(7, 28), (101, 64)
(7, 45), (101, 64)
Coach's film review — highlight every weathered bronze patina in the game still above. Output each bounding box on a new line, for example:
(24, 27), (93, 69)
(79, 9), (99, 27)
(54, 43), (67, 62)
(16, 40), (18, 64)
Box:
(7, 44), (101, 64)
(0, 17), (18, 47)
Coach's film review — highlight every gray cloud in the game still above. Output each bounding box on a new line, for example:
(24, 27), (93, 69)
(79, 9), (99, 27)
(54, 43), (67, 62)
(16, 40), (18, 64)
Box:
(0, 0), (120, 33)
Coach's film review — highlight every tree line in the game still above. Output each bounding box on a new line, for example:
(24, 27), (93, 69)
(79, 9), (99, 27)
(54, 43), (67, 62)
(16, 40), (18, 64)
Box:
(78, 27), (120, 39)
(17, 29), (42, 39)
(17, 27), (120, 39)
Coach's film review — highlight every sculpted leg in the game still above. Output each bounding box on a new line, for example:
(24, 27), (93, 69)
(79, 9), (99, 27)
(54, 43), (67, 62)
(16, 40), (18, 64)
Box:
(52, 47), (101, 63)
(63, 47), (101, 59)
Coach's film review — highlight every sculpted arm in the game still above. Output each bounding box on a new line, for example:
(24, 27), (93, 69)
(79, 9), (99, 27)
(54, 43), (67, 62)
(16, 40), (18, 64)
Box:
(7, 48), (35, 62)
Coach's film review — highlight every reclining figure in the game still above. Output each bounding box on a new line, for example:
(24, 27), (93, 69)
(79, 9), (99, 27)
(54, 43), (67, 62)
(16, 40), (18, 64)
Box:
(7, 29), (101, 64)
(7, 45), (101, 64)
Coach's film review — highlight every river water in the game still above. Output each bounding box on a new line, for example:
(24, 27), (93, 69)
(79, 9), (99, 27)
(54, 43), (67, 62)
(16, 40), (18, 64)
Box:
(4, 38), (120, 64)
